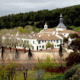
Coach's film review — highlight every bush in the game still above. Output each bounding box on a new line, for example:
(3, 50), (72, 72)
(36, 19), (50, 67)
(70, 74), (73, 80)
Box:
(66, 53), (80, 67)
(62, 64), (80, 80)
(0, 66), (7, 80)
(63, 38), (68, 43)
(1, 61), (18, 80)
(35, 56), (57, 75)
(68, 33), (79, 39)
(46, 42), (54, 49)
(68, 67), (80, 80)
(35, 56), (56, 69)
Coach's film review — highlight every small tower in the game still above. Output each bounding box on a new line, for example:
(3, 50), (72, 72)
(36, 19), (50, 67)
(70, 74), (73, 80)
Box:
(44, 23), (48, 30)
(56, 13), (66, 31)
(60, 13), (63, 23)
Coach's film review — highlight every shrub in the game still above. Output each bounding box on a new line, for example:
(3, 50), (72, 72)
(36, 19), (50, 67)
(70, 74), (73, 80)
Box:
(0, 66), (7, 80)
(35, 56), (57, 75)
(62, 64), (80, 80)
(4, 61), (18, 80)
(68, 67), (80, 80)
(63, 38), (68, 43)
(46, 42), (54, 49)
(66, 53), (80, 67)
(35, 56), (56, 69)
(68, 33), (79, 39)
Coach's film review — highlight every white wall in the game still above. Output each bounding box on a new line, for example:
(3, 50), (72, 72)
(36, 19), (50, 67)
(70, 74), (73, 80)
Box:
(56, 28), (66, 31)
(62, 33), (69, 38)
(35, 39), (62, 50)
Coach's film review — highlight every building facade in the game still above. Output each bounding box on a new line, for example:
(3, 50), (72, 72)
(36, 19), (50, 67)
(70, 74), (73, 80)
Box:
(2, 14), (76, 51)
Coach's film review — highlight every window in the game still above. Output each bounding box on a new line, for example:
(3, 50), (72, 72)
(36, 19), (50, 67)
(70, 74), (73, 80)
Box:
(60, 40), (62, 43)
(56, 40), (58, 43)
(51, 40), (52, 42)
(38, 41), (40, 44)
(33, 41), (35, 44)
(55, 45), (56, 47)
(39, 46), (41, 48)
(45, 40), (46, 42)
(57, 45), (60, 47)
(54, 40), (55, 42)
(42, 45), (44, 49)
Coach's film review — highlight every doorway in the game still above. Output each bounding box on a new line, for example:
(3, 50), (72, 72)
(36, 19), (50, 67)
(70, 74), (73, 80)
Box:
(37, 46), (38, 51)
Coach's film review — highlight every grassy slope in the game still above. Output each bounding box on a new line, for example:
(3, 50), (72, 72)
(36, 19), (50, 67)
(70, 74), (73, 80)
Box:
(14, 70), (62, 80)
(69, 26), (80, 32)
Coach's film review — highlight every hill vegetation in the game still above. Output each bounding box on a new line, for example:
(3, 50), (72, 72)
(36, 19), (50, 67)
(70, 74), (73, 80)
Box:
(0, 5), (80, 32)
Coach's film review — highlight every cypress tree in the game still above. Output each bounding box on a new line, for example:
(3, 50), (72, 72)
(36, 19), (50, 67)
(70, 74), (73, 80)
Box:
(28, 48), (32, 60)
(59, 44), (63, 67)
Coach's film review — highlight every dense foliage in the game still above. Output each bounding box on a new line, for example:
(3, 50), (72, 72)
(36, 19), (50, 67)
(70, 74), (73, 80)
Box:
(67, 33), (80, 52)
(68, 33), (79, 39)
(62, 64), (80, 80)
(0, 5), (80, 29)
(63, 38), (68, 43)
(0, 62), (18, 80)
(66, 53), (80, 67)
(68, 67), (80, 80)
(35, 56), (57, 75)
(46, 42), (53, 49)
(70, 38), (80, 52)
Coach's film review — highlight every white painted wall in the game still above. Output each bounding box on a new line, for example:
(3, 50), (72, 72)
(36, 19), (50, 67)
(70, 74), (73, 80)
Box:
(62, 33), (69, 37)
(56, 28), (66, 31)
(2, 36), (62, 51)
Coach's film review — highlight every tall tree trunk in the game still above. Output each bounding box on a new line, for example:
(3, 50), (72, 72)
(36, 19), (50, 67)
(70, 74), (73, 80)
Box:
(1, 46), (5, 60)
(10, 47), (11, 52)
(15, 48), (19, 59)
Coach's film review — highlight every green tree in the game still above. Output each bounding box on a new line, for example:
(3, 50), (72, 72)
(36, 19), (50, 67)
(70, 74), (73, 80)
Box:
(36, 56), (56, 75)
(23, 40), (32, 53)
(0, 34), (5, 60)
(11, 38), (19, 59)
(68, 33), (79, 39)
(59, 44), (63, 67)
(46, 42), (53, 49)
(63, 38), (68, 43)
(28, 48), (32, 60)
(4, 62), (18, 80)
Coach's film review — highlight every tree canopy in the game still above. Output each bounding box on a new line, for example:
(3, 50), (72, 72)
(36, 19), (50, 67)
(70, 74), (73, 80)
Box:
(0, 5), (80, 29)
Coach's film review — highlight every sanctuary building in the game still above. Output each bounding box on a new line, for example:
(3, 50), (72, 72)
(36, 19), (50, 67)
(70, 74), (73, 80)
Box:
(2, 14), (76, 51)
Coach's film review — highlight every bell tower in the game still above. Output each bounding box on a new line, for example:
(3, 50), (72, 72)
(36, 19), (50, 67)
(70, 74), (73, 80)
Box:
(44, 23), (48, 30)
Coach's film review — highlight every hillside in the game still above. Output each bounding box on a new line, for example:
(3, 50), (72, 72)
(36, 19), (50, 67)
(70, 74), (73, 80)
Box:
(0, 4), (80, 31)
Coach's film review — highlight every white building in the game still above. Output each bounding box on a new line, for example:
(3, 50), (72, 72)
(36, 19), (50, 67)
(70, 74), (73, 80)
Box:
(2, 14), (76, 51)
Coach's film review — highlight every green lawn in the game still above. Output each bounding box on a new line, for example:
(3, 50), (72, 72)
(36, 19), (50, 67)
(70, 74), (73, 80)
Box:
(69, 26), (80, 31)
(14, 70), (63, 80)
